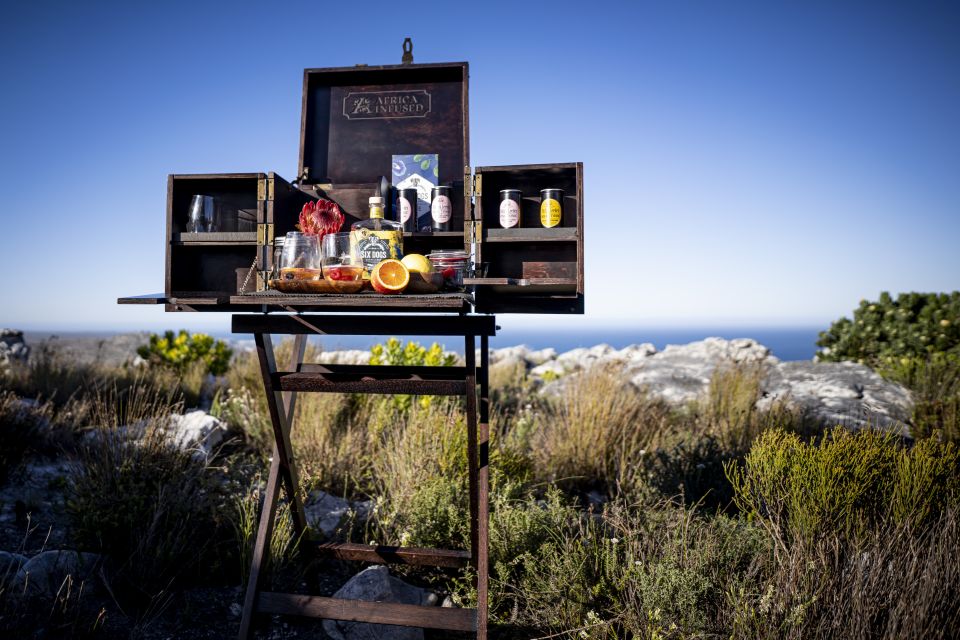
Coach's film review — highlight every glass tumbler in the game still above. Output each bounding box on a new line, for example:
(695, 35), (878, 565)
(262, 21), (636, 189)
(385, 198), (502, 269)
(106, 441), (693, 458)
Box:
(322, 232), (365, 293)
(186, 195), (220, 232)
(278, 232), (322, 281)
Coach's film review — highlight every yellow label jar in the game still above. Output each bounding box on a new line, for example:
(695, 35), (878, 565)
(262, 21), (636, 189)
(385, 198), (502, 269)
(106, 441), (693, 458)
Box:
(540, 189), (563, 228)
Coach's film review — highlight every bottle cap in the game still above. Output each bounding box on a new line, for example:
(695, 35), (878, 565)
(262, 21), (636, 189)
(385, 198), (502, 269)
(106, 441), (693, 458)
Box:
(369, 196), (384, 205)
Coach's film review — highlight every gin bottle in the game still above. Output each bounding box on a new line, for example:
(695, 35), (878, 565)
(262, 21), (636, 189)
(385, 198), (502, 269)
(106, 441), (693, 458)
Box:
(350, 196), (404, 274)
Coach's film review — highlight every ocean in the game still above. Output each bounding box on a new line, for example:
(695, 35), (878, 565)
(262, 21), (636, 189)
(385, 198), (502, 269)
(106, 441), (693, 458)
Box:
(22, 326), (823, 364)
(276, 326), (823, 362)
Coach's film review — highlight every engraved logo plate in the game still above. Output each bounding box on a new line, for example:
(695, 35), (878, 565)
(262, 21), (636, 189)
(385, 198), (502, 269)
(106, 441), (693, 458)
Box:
(343, 90), (432, 120)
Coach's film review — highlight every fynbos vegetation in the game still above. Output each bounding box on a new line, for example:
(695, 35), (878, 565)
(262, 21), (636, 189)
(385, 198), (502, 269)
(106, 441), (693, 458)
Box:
(2, 313), (960, 638)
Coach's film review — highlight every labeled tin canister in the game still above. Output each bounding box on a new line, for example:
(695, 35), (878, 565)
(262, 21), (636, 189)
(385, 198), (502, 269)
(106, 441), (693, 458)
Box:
(397, 187), (418, 232)
(499, 189), (522, 228)
(540, 189), (564, 228)
(431, 186), (453, 232)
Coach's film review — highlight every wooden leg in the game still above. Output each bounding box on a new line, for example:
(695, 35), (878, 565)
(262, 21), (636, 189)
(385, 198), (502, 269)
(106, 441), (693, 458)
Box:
(239, 334), (307, 640)
(477, 334), (490, 640)
(255, 333), (309, 537)
(464, 334), (479, 569)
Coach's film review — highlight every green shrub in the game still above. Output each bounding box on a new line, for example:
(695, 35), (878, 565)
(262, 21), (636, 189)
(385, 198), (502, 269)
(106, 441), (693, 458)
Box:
(369, 337), (457, 412)
(466, 495), (769, 638)
(727, 428), (960, 547)
(880, 352), (960, 442)
(817, 291), (960, 366)
(137, 330), (233, 376)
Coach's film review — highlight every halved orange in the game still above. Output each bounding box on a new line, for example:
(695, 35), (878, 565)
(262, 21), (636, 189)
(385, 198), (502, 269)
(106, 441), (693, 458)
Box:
(371, 259), (410, 294)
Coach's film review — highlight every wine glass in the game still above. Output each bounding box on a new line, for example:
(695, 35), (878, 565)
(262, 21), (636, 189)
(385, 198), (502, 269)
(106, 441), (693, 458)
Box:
(322, 232), (364, 293)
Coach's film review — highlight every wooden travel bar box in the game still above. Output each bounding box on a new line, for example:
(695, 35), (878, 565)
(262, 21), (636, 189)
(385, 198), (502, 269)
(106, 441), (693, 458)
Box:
(128, 59), (585, 315)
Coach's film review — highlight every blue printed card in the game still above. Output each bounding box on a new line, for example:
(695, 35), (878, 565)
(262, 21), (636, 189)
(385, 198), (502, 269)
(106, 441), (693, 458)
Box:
(392, 154), (438, 230)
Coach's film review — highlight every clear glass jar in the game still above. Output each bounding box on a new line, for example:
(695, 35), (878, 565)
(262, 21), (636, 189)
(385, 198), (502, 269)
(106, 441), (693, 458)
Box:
(272, 237), (285, 281)
(427, 250), (470, 291)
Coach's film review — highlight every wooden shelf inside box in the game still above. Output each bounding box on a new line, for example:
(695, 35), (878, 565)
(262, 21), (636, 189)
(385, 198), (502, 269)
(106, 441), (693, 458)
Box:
(402, 231), (465, 239)
(173, 232), (258, 245)
(483, 227), (577, 242)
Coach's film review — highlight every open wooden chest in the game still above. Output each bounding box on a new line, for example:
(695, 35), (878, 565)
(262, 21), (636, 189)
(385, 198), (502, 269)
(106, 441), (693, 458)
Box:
(125, 59), (584, 314)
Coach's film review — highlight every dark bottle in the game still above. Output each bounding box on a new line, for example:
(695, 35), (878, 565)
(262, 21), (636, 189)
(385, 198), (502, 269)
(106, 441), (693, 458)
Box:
(430, 185), (452, 232)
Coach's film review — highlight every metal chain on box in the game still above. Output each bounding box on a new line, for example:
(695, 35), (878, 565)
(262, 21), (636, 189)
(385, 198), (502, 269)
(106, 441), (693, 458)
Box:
(239, 257), (258, 296)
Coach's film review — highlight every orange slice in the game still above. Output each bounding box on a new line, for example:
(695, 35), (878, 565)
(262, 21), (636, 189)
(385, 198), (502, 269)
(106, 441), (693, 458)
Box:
(371, 259), (410, 294)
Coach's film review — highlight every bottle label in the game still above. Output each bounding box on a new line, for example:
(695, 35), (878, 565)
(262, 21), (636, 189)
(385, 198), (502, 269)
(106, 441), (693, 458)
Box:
(350, 229), (402, 272)
(399, 196), (412, 224)
(499, 199), (520, 228)
(431, 195), (452, 224)
(541, 198), (561, 228)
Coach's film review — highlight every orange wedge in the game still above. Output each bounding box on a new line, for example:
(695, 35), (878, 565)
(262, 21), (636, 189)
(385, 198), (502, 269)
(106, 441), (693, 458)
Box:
(371, 259), (410, 294)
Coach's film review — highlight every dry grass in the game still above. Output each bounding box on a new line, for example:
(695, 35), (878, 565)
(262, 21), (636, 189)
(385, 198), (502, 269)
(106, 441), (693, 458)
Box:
(728, 508), (960, 640)
(529, 366), (671, 494)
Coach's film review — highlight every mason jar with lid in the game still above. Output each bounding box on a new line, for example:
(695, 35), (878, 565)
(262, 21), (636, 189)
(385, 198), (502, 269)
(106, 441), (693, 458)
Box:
(499, 189), (522, 228)
(427, 250), (469, 290)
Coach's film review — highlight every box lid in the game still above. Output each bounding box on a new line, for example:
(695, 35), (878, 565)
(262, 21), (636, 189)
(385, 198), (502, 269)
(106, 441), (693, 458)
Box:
(298, 62), (468, 186)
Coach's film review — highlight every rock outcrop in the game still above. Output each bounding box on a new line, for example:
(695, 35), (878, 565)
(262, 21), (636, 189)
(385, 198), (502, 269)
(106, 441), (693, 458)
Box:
(322, 566), (437, 640)
(0, 329), (29, 370)
(14, 550), (102, 597)
(478, 339), (913, 432)
(304, 490), (371, 538)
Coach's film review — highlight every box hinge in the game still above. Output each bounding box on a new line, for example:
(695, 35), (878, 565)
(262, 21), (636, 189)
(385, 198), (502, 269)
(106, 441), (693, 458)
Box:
(258, 178), (276, 201)
(464, 166), (473, 198)
(473, 173), (482, 197)
(257, 223), (274, 245)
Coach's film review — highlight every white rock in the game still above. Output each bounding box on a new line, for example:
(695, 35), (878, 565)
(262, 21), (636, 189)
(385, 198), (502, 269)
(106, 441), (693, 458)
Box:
(627, 338), (778, 404)
(0, 329), (29, 369)
(304, 490), (370, 538)
(14, 550), (101, 597)
(318, 350), (371, 365)
(166, 410), (228, 457)
(323, 566), (434, 640)
(0, 551), (29, 587)
(758, 361), (913, 432)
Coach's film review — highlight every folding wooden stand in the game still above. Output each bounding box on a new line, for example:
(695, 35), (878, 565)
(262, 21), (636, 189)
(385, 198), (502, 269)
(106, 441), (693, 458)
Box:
(233, 313), (495, 639)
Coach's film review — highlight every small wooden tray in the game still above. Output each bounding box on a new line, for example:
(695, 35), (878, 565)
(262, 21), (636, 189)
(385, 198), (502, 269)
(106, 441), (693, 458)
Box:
(269, 279), (339, 294)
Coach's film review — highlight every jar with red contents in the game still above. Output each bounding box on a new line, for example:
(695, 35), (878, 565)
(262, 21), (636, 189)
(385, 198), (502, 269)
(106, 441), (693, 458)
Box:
(427, 250), (470, 291)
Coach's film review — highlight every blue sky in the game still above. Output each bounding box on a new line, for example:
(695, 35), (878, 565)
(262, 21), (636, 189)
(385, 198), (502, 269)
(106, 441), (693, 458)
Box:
(1, 0), (957, 333)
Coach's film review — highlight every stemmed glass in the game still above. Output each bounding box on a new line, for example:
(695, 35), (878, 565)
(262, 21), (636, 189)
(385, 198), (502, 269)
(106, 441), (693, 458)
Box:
(322, 232), (364, 293)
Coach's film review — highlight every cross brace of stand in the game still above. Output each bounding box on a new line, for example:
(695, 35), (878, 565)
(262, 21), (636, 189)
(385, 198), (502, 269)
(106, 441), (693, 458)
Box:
(234, 313), (495, 639)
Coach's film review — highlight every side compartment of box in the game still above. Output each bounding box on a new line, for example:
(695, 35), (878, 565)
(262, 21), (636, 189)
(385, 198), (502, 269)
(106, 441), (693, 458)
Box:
(470, 163), (583, 314)
(165, 173), (265, 305)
